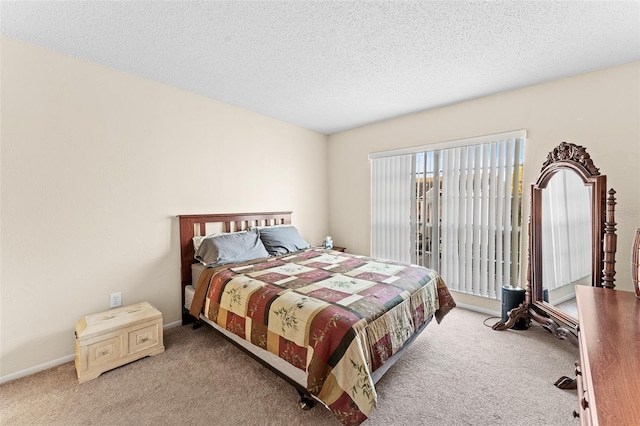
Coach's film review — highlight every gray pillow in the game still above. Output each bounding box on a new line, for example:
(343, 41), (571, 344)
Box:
(195, 228), (269, 267)
(258, 225), (310, 256)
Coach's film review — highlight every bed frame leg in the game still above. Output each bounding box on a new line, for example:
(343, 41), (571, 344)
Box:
(182, 308), (202, 329)
(297, 389), (316, 410)
(182, 308), (193, 325)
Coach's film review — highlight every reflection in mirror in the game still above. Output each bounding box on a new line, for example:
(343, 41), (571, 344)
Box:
(541, 169), (592, 317)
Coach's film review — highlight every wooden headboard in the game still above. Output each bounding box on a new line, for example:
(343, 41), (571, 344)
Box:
(177, 212), (292, 314)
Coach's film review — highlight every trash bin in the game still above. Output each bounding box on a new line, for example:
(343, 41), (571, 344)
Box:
(501, 286), (527, 330)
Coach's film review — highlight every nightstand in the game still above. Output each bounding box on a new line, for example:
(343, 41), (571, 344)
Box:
(75, 302), (164, 383)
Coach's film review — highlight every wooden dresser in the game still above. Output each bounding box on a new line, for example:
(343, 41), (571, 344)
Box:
(575, 286), (640, 425)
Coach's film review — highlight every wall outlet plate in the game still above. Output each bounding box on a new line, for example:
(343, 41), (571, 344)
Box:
(110, 292), (122, 309)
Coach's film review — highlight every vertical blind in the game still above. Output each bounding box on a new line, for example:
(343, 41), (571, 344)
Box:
(370, 131), (525, 300)
(371, 154), (413, 263)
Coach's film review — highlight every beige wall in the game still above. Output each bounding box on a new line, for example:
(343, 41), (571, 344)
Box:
(328, 62), (640, 312)
(0, 38), (329, 377)
(2, 36), (639, 379)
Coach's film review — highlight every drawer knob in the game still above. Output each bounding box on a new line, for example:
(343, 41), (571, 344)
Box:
(136, 332), (152, 344)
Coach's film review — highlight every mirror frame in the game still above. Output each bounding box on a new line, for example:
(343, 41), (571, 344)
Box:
(529, 142), (607, 330)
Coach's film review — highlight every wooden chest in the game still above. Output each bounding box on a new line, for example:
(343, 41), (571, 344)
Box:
(75, 302), (164, 383)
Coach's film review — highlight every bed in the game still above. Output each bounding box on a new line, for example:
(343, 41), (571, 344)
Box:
(178, 212), (456, 425)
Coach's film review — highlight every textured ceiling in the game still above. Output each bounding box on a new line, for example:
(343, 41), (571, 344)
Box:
(1, 1), (639, 134)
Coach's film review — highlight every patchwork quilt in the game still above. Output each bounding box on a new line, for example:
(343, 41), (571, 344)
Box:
(189, 248), (455, 425)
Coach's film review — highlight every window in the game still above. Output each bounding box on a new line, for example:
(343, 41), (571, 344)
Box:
(370, 131), (525, 299)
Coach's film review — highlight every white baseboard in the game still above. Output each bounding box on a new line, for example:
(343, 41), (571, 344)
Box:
(163, 320), (182, 329)
(0, 321), (184, 385)
(0, 354), (76, 385)
(455, 302), (501, 318)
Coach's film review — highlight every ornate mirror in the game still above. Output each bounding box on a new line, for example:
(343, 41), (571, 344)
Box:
(540, 168), (593, 319)
(494, 142), (616, 340)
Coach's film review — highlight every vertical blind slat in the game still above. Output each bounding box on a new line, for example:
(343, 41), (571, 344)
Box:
(464, 147), (474, 294)
(480, 144), (490, 296)
(503, 140), (515, 289)
(487, 143), (497, 298)
(510, 139), (522, 286)
(472, 145), (483, 295)
(495, 141), (506, 299)
(432, 151), (441, 272)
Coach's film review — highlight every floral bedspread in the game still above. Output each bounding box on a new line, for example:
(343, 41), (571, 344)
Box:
(189, 248), (455, 425)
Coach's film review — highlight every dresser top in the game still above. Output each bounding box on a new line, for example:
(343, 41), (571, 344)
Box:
(576, 286), (640, 426)
(75, 302), (162, 339)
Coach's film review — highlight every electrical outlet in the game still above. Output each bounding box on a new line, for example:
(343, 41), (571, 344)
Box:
(110, 292), (122, 308)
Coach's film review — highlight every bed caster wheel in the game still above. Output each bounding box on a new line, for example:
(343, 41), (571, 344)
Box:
(299, 400), (313, 410)
(297, 391), (315, 410)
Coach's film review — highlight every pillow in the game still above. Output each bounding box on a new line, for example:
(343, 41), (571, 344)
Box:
(193, 235), (215, 251)
(193, 230), (243, 251)
(257, 225), (310, 256)
(195, 228), (269, 267)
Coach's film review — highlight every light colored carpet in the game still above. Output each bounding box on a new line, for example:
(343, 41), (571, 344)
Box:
(0, 308), (579, 426)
